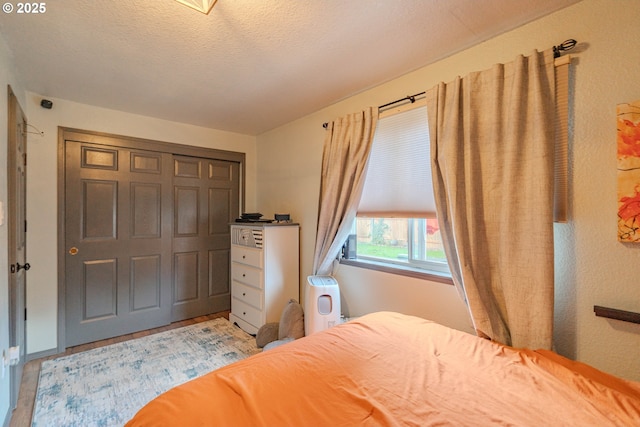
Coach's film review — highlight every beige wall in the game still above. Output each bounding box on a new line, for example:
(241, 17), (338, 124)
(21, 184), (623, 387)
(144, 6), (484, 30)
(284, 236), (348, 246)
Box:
(23, 94), (258, 354)
(257, 0), (640, 381)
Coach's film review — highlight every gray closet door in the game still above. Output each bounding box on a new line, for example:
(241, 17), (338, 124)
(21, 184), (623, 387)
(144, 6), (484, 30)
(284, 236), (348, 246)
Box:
(171, 156), (238, 321)
(64, 141), (173, 347)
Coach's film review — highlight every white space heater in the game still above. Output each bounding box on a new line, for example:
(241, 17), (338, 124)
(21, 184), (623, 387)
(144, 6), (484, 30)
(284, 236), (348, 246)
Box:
(304, 275), (341, 336)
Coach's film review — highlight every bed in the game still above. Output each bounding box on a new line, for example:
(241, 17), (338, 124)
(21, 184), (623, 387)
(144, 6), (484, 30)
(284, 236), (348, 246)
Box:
(126, 311), (640, 426)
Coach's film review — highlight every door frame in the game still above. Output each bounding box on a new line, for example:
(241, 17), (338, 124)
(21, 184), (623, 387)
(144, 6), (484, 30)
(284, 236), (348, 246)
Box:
(7, 85), (27, 410)
(57, 127), (246, 352)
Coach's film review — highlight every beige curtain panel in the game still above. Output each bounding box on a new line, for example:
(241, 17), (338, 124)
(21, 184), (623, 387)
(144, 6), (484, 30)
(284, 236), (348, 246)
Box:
(312, 108), (378, 275)
(427, 50), (556, 350)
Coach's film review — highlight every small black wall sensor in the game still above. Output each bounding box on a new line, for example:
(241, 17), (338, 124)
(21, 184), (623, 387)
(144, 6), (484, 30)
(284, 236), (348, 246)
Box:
(40, 99), (53, 109)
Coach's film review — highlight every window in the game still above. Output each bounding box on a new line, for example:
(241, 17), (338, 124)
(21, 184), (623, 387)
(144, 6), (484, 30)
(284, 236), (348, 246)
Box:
(341, 102), (451, 280)
(349, 217), (449, 274)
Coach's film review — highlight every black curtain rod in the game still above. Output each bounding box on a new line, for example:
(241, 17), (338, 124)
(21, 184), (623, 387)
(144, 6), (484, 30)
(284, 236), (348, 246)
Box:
(322, 91), (425, 129)
(322, 38), (577, 129)
(378, 91), (426, 110)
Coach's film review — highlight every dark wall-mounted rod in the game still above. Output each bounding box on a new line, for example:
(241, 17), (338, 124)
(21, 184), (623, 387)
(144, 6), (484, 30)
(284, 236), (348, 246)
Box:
(323, 38), (577, 128)
(594, 305), (640, 325)
(378, 91), (426, 110)
(322, 91), (426, 129)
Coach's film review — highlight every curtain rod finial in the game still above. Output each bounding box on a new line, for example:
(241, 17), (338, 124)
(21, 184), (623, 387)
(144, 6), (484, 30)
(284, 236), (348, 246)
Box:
(553, 39), (577, 58)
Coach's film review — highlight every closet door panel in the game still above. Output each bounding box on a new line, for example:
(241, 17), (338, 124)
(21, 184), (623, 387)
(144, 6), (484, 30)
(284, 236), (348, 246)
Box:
(65, 141), (173, 347)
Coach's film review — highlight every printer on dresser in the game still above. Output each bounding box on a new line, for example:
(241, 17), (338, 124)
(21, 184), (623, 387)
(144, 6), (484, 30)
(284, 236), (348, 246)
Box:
(229, 223), (300, 335)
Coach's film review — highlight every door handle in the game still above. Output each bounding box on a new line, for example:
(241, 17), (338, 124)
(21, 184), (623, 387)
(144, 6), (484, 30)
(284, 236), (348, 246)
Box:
(11, 262), (30, 273)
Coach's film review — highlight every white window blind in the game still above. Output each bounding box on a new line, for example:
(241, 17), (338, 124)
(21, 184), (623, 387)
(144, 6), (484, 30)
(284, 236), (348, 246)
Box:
(358, 104), (436, 218)
(358, 54), (569, 222)
(554, 55), (570, 223)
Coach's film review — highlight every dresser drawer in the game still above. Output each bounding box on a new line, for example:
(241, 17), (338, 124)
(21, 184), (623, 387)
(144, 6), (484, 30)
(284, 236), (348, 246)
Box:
(231, 298), (262, 329)
(232, 281), (263, 309)
(231, 246), (262, 268)
(231, 263), (263, 288)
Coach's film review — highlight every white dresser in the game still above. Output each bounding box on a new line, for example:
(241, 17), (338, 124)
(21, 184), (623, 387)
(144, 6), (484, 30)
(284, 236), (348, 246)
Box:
(229, 223), (300, 334)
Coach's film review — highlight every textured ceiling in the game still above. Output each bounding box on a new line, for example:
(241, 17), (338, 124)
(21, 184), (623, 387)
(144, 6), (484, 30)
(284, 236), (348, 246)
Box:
(0, 0), (579, 135)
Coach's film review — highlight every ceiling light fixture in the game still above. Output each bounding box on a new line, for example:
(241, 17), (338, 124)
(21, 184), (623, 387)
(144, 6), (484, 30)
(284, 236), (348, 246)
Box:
(174, 0), (218, 14)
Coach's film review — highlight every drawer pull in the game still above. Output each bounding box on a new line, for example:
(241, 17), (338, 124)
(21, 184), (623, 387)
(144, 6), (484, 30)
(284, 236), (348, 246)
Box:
(242, 255), (246, 259)
(242, 273), (246, 277)
(243, 312), (247, 316)
(242, 292), (246, 296)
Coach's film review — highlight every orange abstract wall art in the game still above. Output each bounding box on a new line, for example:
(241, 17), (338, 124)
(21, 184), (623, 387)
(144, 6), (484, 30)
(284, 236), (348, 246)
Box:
(617, 100), (640, 242)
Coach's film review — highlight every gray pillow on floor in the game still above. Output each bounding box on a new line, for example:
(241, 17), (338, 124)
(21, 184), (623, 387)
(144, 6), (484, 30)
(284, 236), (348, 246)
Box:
(278, 299), (305, 340)
(255, 322), (279, 348)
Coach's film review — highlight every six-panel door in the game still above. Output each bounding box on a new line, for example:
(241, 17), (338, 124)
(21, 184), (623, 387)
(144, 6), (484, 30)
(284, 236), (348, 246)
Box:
(64, 141), (239, 347)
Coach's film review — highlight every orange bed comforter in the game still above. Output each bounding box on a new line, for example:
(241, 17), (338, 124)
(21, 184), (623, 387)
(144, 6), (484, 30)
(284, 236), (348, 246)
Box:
(126, 312), (640, 426)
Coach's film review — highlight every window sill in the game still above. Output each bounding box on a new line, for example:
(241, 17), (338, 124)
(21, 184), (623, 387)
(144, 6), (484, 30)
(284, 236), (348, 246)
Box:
(339, 258), (454, 285)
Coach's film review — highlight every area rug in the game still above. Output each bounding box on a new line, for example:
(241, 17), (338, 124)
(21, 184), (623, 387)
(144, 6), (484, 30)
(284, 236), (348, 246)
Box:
(32, 318), (260, 427)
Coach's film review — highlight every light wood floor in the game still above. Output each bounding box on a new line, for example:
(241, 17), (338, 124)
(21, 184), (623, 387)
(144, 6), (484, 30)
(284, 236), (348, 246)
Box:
(9, 311), (230, 427)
